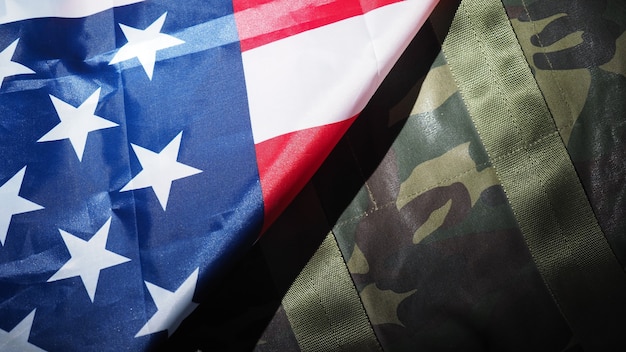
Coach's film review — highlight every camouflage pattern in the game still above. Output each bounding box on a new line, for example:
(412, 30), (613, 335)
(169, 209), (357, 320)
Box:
(505, 0), (626, 273)
(330, 55), (572, 351)
(159, 0), (625, 350)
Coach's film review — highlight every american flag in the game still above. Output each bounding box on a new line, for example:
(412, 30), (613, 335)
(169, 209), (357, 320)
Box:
(0, 0), (436, 350)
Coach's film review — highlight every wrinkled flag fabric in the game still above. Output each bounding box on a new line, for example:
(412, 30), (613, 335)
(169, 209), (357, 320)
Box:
(0, 0), (437, 350)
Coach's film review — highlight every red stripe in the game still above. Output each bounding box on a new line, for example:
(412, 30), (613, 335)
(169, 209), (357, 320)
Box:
(255, 116), (357, 232)
(233, 0), (402, 51)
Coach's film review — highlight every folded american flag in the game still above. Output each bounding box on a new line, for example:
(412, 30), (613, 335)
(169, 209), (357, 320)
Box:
(0, 0), (436, 350)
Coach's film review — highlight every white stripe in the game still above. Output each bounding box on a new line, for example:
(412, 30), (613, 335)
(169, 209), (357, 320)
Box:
(0, 0), (144, 24)
(242, 0), (438, 144)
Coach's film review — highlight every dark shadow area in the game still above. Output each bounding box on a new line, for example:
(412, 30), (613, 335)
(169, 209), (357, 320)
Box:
(159, 2), (460, 350)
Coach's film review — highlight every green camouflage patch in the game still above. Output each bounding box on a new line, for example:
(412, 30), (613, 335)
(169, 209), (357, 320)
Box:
(509, 15), (591, 144)
(360, 283), (416, 326)
(601, 31), (626, 77)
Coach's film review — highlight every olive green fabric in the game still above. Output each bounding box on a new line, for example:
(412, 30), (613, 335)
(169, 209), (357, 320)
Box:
(282, 232), (381, 352)
(503, 0), (626, 276)
(442, 0), (626, 349)
(163, 2), (626, 351)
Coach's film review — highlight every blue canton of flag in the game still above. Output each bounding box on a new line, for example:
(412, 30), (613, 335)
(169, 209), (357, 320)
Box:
(0, 1), (263, 350)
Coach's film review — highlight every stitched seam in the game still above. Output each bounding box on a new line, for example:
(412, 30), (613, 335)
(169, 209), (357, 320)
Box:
(471, 1), (570, 269)
(333, 129), (562, 229)
(500, 3), (572, 266)
(464, 3), (526, 150)
(334, 161), (491, 228)
(464, 3), (570, 266)
(310, 244), (343, 352)
(330, 230), (384, 352)
(477, 0), (570, 314)
(334, 2), (580, 233)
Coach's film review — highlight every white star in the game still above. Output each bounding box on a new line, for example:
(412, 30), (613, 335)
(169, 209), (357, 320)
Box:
(37, 88), (118, 161)
(120, 132), (202, 211)
(47, 217), (130, 302)
(109, 12), (184, 80)
(0, 309), (46, 352)
(0, 39), (35, 87)
(135, 268), (199, 337)
(0, 167), (44, 246)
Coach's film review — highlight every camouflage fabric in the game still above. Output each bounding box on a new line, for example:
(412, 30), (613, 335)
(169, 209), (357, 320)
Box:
(160, 0), (626, 350)
(505, 0), (626, 271)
